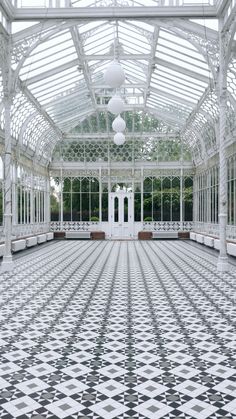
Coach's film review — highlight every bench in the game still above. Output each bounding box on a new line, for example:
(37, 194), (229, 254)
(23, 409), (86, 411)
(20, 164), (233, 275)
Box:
(0, 244), (5, 257)
(227, 242), (236, 257)
(26, 236), (38, 247)
(196, 233), (204, 244)
(204, 236), (214, 247)
(65, 231), (91, 240)
(12, 239), (26, 252)
(37, 234), (47, 244)
(46, 232), (54, 241)
(152, 231), (178, 239)
(190, 232), (196, 241)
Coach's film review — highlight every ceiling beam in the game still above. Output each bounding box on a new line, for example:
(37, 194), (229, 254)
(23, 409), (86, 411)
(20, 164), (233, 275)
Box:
(70, 26), (97, 109)
(144, 27), (159, 107)
(65, 132), (178, 140)
(0, 0), (14, 20)
(13, 6), (218, 21)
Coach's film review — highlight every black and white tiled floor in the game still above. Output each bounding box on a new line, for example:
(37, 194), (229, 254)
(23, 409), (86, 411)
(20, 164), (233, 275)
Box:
(0, 240), (236, 419)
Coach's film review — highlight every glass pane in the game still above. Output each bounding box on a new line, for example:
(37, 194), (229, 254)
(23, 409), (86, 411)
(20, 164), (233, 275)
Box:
(91, 193), (99, 219)
(114, 197), (119, 223)
(50, 192), (59, 222)
(124, 197), (128, 222)
(163, 193), (171, 221)
(102, 192), (108, 221)
(63, 193), (71, 221)
(134, 193), (141, 221)
(143, 192), (152, 221)
(72, 193), (80, 221)
(82, 193), (89, 221)
(153, 192), (161, 221)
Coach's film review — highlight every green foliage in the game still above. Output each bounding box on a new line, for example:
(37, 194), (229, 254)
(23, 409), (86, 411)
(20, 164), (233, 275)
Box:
(90, 216), (99, 222)
(144, 216), (153, 222)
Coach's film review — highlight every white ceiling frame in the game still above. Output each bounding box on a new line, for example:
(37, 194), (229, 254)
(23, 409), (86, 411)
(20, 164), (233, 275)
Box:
(144, 26), (159, 107)
(12, 6), (218, 20)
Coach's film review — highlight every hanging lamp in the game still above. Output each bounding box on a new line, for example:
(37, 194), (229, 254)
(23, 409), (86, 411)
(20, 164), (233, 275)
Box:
(108, 95), (125, 114)
(104, 60), (125, 88)
(112, 114), (126, 132)
(114, 132), (125, 145)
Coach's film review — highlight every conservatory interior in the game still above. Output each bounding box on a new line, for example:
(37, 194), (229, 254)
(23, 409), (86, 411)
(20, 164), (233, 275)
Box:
(0, 0), (236, 274)
(1, 2), (236, 419)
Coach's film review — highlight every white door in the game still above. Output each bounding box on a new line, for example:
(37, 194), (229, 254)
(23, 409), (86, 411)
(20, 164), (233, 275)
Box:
(109, 192), (134, 238)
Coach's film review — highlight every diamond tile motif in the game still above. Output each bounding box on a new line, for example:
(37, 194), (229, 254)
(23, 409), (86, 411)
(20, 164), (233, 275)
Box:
(95, 379), (128, 397)
(54, 378), (88, 395)
(134, 380), (168, 397)
(134, 399), (173, 419)
(89, 398), (129, 418)
(2, 395), (41, 417)
(178, 399), (218, 418)
(46, 396), (84, 418)
(15, 378), (49, 394)
(0, 241), (236, 419)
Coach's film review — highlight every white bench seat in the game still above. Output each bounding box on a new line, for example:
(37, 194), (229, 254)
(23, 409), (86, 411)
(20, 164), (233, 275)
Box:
(12, 239), (26, 252)
(66, 231), (91, 239)
(204, 236), (214, 247)
(26, 236), (38, 247)
(152, 231), (178, 239)
(227, 242), (236, 257)
(214, 239), (220, 250)
(0, 244), (5, 257)
(196, 234), (204, 244)
(190, 232), (196, 241)
(37, 234), (47, 244)
(46, 232), (54, 241)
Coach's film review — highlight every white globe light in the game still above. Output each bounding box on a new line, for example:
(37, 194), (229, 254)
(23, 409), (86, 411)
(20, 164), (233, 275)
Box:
(107, 95), (124, 114)
(114, 132), (125, 145)
(104, 60), (125, 88)
(112, 115), (126, 132)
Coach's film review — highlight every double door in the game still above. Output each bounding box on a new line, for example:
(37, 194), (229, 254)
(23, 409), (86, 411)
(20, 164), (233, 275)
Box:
(109, 192), (134, 238)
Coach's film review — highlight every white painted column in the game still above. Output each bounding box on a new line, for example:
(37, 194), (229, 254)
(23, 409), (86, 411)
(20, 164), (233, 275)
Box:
(1, 95), (14, 272)
(60, 167), (63, 230)
(180, 168), (183, 230)
(217, 24), (229, 272)
(99, 167), (102, 223)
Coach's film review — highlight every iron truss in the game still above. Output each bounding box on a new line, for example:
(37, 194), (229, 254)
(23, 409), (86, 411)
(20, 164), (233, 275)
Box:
(0, 0), (236, 165)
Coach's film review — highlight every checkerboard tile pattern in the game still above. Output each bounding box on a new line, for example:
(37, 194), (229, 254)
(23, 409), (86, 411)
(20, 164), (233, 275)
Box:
(0, 239), (235, 418)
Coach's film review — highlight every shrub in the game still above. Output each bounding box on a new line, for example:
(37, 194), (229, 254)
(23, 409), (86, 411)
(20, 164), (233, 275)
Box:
(144, 217), (153, 222)
(90, 216), (99, 222)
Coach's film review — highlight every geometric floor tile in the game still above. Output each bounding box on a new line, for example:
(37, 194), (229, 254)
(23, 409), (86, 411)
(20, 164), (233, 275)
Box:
(213, 379), (236, 397)
(1, 241), (236, 419)
(2, 395), (41, 417)
(15, 378), (49, 394)
(46, 396), (84, 418)
(54, 378), (88, 395)
(134, 380), (168, 397)
(174, 379), (208, 397)
(95, 379), (128, 397)
(89, 399), (129, 419)
(134, 399), (173, 419)
(178, 399), (218, 419)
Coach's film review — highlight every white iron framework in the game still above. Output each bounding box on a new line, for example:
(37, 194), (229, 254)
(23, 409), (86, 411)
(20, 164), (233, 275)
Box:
(0, 0), (236, 271)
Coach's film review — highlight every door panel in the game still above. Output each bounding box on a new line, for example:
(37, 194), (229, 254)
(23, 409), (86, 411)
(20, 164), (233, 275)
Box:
(109, 192), (134, 238)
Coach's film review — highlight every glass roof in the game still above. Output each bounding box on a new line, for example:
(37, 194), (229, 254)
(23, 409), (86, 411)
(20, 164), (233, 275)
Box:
(0, 0), (221, 163)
